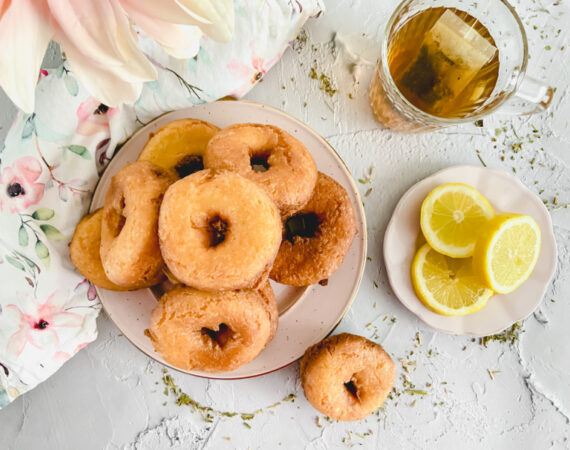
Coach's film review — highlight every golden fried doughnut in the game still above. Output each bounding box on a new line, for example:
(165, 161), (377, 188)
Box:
(138, 119), (220, 178)
(159, 170), (282, 291)
(100, 161), (175, 289)
(148, 286), (271, 372)
(69, 209), (128, 291)
(300, 333), (396, 421)
(204, 124), (317, 217)
(257, 281), (279, 342)
(270, 172), (357, 286)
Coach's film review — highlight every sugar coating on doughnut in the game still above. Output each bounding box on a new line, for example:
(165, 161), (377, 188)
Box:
(300, 333), (396, 421)
(138, 119), (220, 178)
(204, 123), (317, 217)
(69, 209), (129, 291)
(270, 172), (357, 286)
(159, 170), (282, 291)
(149, 286), (271, 372)
(100, 161), (175, 289)
(257, 281), (279, 342)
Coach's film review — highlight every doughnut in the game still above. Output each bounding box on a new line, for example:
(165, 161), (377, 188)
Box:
(204, 124), (317, 217)
(159, 169), (282, 291)
(148, 286), (271, 372)
(300, 333), (396, 421)
(138, 119), (220, 178)
(270, 172), (357, 286)
(257, 281), (279, 342)
(69, 209), (128, 291)
(100, 161), (175, 289)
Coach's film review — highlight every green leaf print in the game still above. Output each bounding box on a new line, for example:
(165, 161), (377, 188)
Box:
(32, 208), (55, 221)
(18, 226), (29, 247)
(40, 224), (65, 241)
(64, 145), (91, 160)
(5, 256), (25, 272)
(21, 115), (35, 140)
(64, 74), (79, 96)
(35, 240), (50, 268)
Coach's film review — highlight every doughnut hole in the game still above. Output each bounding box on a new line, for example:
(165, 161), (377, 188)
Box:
(250, 150), (271, 172)
(175, 154), (204, 178)
(285, 212), (321, 243)
(106, 196), (127, 238)
(208, 215), (229, 247)
(344, 378), (359, 400)
(201, 323), (235, 349)
(189, 213), (231, 249)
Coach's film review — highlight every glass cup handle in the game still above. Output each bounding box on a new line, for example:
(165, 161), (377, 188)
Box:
(500, 76), (554, 115)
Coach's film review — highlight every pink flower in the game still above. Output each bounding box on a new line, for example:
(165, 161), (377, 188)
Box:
(227, 39), (282, 97)
(0, 156), (45, 213)
(0, 0), (234, 113)
(76, 97), (119, 136)
(6, 292), (84, 357)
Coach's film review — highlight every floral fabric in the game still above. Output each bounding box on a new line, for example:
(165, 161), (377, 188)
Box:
(0, 0), (323, 409)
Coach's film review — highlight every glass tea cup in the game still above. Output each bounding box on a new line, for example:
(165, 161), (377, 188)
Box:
(369, 0), (554, 133)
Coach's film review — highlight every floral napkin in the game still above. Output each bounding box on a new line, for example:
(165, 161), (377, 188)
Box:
(0, 0), (324, 409)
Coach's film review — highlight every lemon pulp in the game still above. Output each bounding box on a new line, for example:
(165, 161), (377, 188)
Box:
(420, 183), (495, 258)
(411, 243), (493, 316)
(473, 213), (541, 294)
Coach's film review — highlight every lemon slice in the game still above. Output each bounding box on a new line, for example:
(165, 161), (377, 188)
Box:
(421, 183), (495, 258)
(473, 213), (541, 294)
(411, 243), (493, 316)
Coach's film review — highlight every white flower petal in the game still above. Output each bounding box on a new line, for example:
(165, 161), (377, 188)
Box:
(129, 8), (202, 59)
(0, 0), (53, 113)
(108, 0), (157, 81)
(61, 39), (144, 108)
(158, 32), (202, 59)
(49, 0), (156, 82)
(48, 0), (122, 66)
(119, 0), (211, 26)
(175, 0), (234, 42)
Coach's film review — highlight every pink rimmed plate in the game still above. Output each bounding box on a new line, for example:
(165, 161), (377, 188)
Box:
(90, 100), (367, 378)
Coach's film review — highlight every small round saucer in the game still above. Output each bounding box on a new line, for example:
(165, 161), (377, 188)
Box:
(383, 165), (557, 336)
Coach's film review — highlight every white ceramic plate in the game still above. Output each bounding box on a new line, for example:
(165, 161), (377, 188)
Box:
(91, 100), (367, 378)
(384, 165), (557, 336)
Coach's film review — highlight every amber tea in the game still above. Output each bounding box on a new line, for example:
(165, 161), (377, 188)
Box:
(387, 7), (500, 119)
(370, 0), (553, 132)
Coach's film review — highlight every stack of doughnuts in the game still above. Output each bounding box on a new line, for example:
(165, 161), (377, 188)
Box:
(70, 119), (358, 374)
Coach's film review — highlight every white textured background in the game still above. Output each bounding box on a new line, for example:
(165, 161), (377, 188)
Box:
(1, 0), (569, 448)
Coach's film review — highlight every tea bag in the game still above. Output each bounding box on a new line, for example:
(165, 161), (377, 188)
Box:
(398, 10), (497, 112)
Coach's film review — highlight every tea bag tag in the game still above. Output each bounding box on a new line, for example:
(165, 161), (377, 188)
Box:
(427, 10), (497, 93)
(397, 9), (497, 112)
